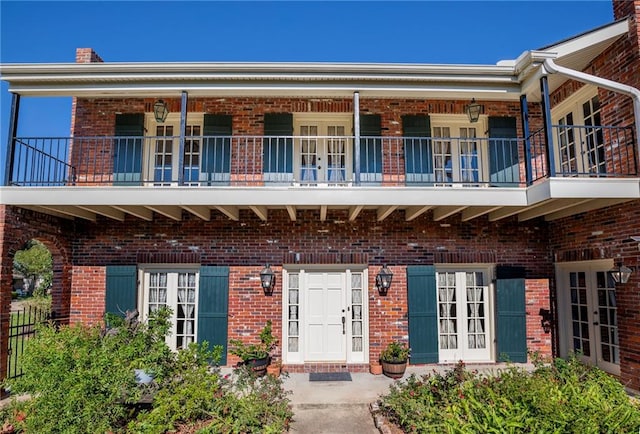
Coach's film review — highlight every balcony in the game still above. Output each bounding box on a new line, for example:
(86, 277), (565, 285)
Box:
(2, 125), (637, 223)
(7, 125), (636, 188)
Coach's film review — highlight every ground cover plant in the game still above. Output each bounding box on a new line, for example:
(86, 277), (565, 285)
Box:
(378, 356), (640, 433)
(1, 309), (292, 434)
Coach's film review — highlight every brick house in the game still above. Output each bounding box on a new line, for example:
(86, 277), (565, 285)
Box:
(1, 0), (639, 391)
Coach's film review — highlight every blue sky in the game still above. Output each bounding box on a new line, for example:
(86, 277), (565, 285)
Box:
(0, 1), (615, 181)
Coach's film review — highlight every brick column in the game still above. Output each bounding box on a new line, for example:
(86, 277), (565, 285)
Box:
(0, 206), (13, 396)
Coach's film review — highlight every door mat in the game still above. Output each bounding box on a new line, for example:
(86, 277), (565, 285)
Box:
(309, 372), (352, 382)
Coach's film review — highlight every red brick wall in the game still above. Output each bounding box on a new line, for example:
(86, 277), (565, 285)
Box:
(70, 266), (106, 325)
(525, 279), (552, 358)
(63, 208), (553, 367)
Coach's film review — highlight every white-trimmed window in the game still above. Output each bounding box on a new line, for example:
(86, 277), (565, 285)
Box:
(140, 267), (199, 351)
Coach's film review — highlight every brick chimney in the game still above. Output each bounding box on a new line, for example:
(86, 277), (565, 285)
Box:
(75, 48), (104, 63)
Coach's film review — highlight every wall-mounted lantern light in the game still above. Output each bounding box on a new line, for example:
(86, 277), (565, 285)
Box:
(260, 264), (276, 295)
(375, 264), (393, 296)
(538, 308), (552, 334)
(465, 98), (482, 123)
(609, 261), (632, 284)
(153, 99), (169, 123)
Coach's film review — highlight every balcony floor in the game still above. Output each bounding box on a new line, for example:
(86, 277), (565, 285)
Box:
(1, 177), (638, 223)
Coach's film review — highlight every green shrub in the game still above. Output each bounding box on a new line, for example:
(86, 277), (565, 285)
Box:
(379, 356), (640, 434)
(128, 342), (223, 434)
(1, 309), (292, 434)
(2, 309), (174, 433)
(202, 364), (293, 434)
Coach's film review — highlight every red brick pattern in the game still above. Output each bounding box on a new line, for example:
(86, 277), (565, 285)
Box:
(70, 266), (106, 325)
(525, 279), (552, 359)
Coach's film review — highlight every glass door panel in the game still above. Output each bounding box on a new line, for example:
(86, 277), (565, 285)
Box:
(154, 125), (174, 185)
(583, 96), (605, 174)
(459, 128), (479, 184)
(433, 127), (453, 184)
(300, 125), (318, 183)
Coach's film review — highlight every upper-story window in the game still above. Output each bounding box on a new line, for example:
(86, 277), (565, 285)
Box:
(552, 86), (604, 175)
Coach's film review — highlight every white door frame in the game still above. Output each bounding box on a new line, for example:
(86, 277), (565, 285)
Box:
(281, 265), (369, 365)
(435, 266), (494, 363)
(555, 259), (620, 375)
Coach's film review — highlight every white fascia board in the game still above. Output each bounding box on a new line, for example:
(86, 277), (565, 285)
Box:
(539, 19), (629, 59)
(0, 61), (515, 77)
(7, 83), (523, 100)
(546, 178), (640, 199)
(512, 19), (629, 78)
(0, 186), (528, 207)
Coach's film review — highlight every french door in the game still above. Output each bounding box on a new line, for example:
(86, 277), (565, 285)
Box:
(283, 269), (367, 364)
(142, 269), (199, 351)
(558, 262), (619, 374)
(432, 124), (483, 185)
(555, 90), (605, 175)
(147, 115), (203, 185)
(294, 116), (352, 185)
(436, 270), (492, 362)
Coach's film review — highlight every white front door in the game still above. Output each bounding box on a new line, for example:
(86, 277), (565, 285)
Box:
(283, 268), (368, 364)
(305, 272), (346, 361)
(557, 261), (619, 375)
(437, 270), (492, 362)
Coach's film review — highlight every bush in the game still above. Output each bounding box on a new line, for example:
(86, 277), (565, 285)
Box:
(1, 309), (292, 434)
(378, 357), (640, 433)
(202, 364), (293, 434)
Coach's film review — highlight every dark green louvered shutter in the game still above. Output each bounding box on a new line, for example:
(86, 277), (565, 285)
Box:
(488, 117), (519, 186)
(403, 115), (432, 183)
(357, 114), (382, 184)
(407, 265), (438, 363)
(198, 266), (229, 365)
(114, 114), (144, 185)
(263, 113), (293, 179)
(496, 266), (527, 362)
(105, 265), (137, 318)
(202, 114), (232, 185)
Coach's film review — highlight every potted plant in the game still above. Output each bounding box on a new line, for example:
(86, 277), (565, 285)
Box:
(229, 320), (277, 376)
(380, 340), (410, 379)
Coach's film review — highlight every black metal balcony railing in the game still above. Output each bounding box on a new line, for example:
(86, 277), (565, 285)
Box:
(5, 125), (637, 188)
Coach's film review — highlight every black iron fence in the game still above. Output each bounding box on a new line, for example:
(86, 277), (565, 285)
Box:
(6, 305), (52, 380)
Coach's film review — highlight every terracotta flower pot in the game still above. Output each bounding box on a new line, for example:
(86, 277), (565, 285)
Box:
(370, 362), (383, 375)
(381, 360), (407, 379)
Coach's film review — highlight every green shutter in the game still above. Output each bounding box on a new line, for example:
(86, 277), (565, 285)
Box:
(496, 278), (527, 362)
(407, 265), (438, 363)
(105, 265), (137, 318)
(488, 117), (519, 185)
(198, 266), (229, 365)
(263, 113), (293, 175)
(358, 114), (382, 183)
(114, 114), (144, 185)
(202, 114), (232, 184)
(402, 115), (432, 180)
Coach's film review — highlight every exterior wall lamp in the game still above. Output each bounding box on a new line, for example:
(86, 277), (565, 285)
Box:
(153, 99), (169, 123)
(465, 98), (481, 123)
(609, 261), (632, 284)
(260, 264), (276, 296)
(375, 264), (393, 296)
